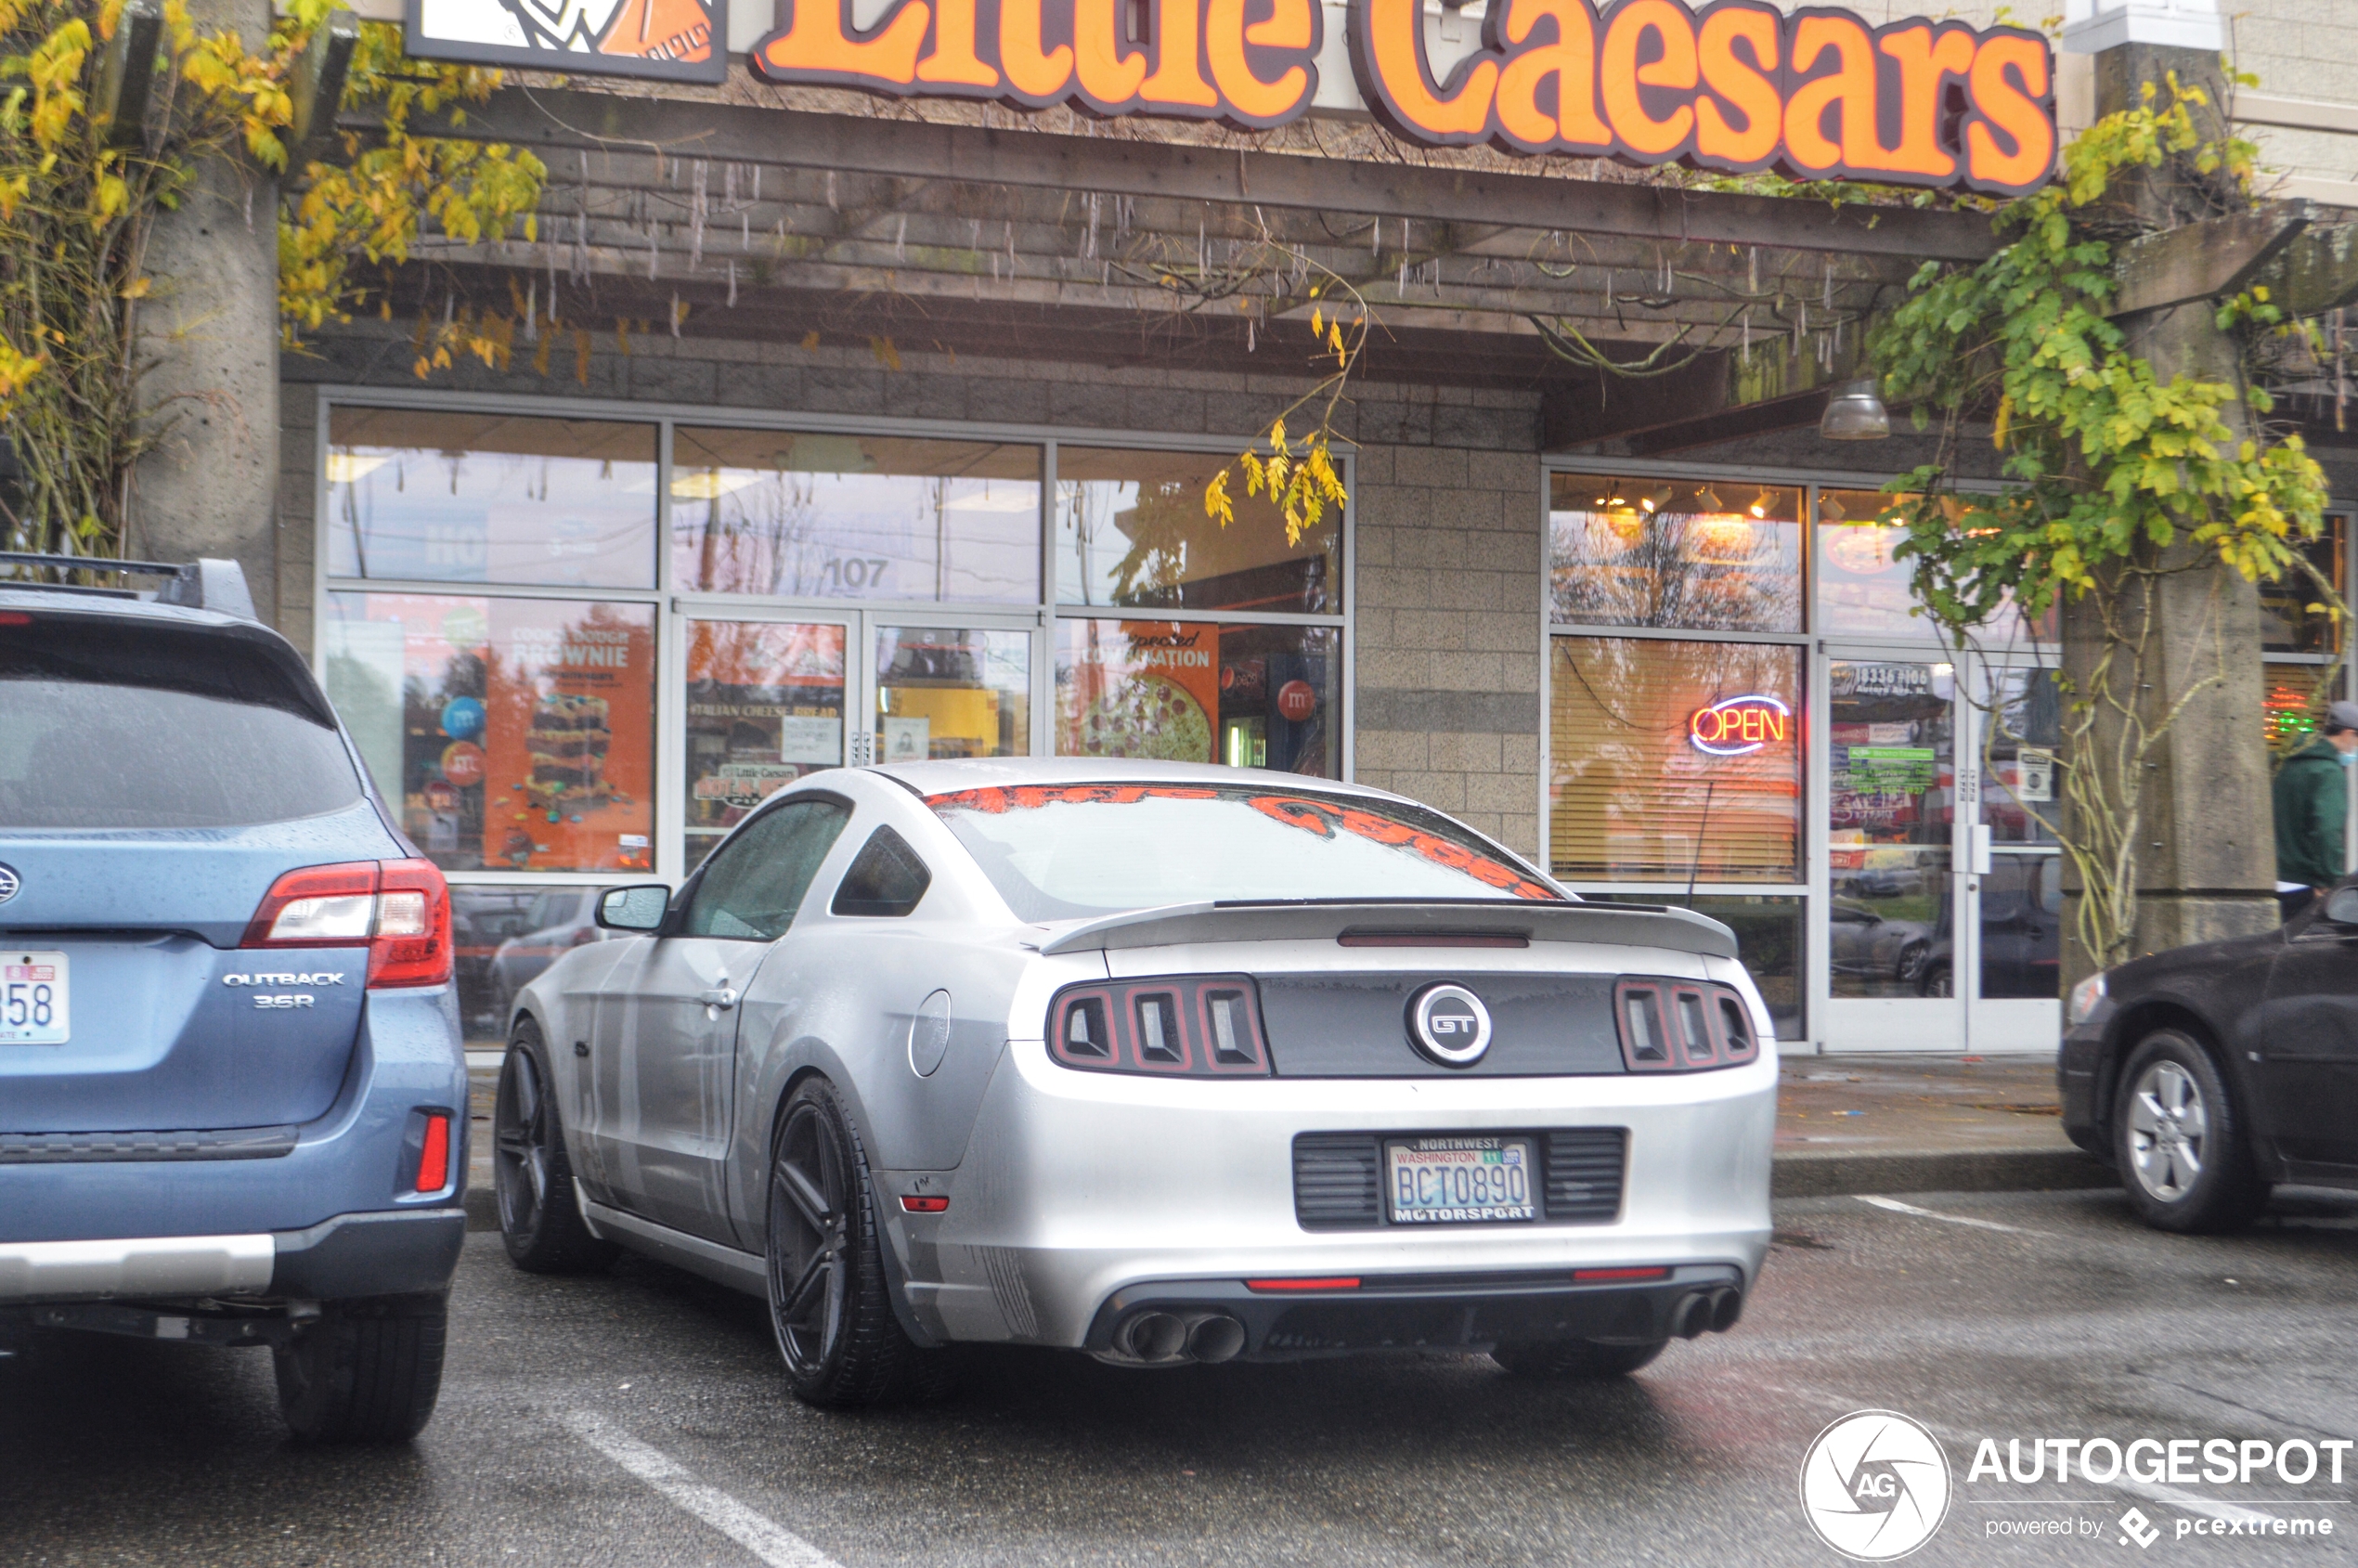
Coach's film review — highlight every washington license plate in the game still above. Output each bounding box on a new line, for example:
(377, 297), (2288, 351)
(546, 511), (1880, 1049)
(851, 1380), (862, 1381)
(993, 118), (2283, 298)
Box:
(0, 952), (67, 1044)
(1384, 1135), (1535, 1225)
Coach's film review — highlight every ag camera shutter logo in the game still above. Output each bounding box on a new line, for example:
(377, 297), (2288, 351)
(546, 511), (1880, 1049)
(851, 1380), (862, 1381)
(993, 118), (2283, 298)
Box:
(1406, 983), (1492, 1067)
(1800, 1410), (1952, 1561)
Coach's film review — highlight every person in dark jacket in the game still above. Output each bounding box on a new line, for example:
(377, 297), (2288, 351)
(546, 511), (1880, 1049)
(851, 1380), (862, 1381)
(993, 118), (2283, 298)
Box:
(2274, 699), (2358, 919)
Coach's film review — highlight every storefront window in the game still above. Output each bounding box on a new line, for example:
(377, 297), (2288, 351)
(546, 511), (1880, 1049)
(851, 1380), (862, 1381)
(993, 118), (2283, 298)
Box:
(326, 408), (657, 589)
(2260, 514), (2344, 654)
(1548, 637), (1802, 882)
(451, 883), (621, 1044)
(1985, 667), (2063, 846)
(1548, 476), (1801, 632)
(1055, 619), (1337, 775)
(321, 593), (656, 874)
(2266, 660), (2346, 754)
(1056, 447), (1339, 614)
(1828, 659), (1952, 999)
(1818, 489), (2054, 643)
(670, 430), (1040, 603)
(684, 620), (848, 871)
(1585, 893), (1803, 1039)
(875, 627), (1031, 762)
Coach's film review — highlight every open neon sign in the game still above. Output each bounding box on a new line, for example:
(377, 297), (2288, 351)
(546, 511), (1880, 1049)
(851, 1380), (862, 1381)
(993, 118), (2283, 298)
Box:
(1690, 694), (1791, 756)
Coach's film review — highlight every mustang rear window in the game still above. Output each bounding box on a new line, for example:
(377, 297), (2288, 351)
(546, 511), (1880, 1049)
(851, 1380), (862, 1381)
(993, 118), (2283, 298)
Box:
(929, 784), (1561, 921)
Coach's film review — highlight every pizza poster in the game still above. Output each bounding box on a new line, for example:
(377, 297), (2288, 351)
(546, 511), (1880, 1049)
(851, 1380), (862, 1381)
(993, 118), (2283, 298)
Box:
(1056, 620), (1221, 763)
(330, 594), (656, 875)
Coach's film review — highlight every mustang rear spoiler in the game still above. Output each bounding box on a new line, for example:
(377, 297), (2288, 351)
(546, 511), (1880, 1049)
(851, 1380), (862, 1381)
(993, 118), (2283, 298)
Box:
(1033, 899), (1738, 959)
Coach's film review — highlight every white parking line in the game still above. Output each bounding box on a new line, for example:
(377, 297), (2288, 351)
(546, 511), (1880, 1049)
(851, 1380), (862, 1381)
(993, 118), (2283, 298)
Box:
(1854, 1195), (2048, 1237)
(562, 1410), (844, 1568)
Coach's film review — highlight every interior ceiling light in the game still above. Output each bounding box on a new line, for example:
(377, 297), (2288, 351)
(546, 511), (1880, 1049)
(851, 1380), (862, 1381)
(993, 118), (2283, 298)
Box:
(1697, 485), (1725, 512)
(1643, 486), (1675, 513)
(1820, 493), (1848, 523)
(1749, 489), (1774, 519)
(1820, 378), (1892, 441)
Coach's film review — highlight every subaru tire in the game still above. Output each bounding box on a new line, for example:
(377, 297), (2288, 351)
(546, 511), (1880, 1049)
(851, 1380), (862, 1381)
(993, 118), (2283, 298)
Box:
(275, 1293), (448, 1443)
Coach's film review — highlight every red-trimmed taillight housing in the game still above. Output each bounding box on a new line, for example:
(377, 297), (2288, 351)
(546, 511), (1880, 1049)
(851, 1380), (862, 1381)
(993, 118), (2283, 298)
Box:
(243, 858), (454, 988)
(1614, 977), (1761, 1072)
(1047, 976), (1272, 1076)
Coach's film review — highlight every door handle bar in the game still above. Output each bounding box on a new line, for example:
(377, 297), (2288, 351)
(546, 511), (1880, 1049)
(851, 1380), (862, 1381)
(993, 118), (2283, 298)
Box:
(700, 987), (740, 1009)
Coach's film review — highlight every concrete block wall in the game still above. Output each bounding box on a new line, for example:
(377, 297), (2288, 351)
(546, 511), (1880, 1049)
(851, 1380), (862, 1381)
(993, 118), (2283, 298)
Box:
(279, 322), (1551, 859)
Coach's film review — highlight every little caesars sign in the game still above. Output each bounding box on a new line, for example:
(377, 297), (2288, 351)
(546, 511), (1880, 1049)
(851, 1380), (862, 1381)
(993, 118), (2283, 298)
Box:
(410, 0), (2053, 196)
(752, 0), (2054, 195)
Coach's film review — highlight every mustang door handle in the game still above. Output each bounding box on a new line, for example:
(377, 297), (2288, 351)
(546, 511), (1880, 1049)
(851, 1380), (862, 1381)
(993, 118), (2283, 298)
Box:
(699, 987), (741, 1009)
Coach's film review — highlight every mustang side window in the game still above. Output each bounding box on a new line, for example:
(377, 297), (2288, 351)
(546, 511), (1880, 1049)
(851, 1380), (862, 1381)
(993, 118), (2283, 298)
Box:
(831, 826), (932, 917)
(684, 797), (852, 940)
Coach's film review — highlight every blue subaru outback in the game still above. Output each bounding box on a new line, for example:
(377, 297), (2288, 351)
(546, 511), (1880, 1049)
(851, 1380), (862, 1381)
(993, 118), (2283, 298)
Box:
(0, 555), (467, 1442)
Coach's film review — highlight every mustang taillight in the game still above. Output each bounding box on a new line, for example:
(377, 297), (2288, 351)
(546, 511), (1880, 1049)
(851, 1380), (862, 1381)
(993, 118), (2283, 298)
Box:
(1047, 977), (1273, 1076)
(243, 858), (454, 989)
(1614, 978), (1761, 1072)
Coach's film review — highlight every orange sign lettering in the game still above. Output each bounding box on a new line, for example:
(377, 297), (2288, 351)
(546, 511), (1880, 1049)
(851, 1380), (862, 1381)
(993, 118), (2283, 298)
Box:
(749, 0), (2054, 195)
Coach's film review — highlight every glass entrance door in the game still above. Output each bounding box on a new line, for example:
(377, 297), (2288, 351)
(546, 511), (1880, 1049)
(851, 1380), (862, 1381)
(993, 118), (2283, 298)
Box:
(1820, 654), (1965, 1050)
(1968, 665), (2066, 1049)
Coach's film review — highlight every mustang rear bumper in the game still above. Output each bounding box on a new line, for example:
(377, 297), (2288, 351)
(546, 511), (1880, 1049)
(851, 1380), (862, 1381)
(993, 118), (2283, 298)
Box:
(1085, 1263), (1745, 1360)
(888, 1037), (1777, 1351)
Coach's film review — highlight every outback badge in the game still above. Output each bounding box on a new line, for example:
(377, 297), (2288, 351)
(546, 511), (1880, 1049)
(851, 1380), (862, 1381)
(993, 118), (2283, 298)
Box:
(1406, 982), (1492, 1067)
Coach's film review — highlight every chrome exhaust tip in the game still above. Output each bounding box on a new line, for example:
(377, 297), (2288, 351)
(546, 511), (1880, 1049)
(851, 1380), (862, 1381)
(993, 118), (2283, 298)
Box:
(1121, 1312), (1188, 1362)
(1186, 1315), (1246, 1364)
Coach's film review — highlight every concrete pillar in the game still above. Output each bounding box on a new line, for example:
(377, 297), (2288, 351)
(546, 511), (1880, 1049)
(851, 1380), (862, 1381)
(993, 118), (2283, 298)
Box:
(128, 0), (279, 624)
(2059, 10), (2279, 971)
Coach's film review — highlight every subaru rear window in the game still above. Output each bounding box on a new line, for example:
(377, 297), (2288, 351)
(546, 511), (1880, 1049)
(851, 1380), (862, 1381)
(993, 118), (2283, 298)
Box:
(929, 784), (1561, 921)
(0, 620), (364, 828)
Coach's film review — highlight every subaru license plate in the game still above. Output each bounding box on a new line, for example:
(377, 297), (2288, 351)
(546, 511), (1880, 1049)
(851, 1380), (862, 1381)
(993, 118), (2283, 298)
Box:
(1384, 1135), (1535, 1224)
(0, 951), (68, 1044)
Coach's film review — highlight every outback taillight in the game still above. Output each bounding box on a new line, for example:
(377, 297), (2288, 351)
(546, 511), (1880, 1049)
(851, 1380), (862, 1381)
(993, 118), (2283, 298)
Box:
(243, 859), (454, 989)
(1046, 976), (1273, 1076)
(1614, 977), (1762, 1072)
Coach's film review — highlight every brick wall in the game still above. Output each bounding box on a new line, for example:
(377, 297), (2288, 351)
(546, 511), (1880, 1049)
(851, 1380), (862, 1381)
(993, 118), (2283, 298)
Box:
(280, 322), (1551, 859)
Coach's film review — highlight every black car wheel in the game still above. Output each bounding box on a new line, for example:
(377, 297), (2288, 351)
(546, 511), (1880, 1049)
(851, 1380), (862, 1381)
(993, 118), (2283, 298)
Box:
(494, 1020), (616, 1273)
(2114, 1030), (2268, 1233)
(1897, 941), (1930, 985)
(766, 1078), (952, 1407)
(1919, 963), (1953, 999)
(1492, 1339), (1666, 1379)
(274, 1293), (447, 1443)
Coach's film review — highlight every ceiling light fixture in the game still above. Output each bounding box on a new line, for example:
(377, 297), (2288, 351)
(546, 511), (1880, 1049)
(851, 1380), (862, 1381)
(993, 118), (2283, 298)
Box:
(1820, 377), (1892, 441)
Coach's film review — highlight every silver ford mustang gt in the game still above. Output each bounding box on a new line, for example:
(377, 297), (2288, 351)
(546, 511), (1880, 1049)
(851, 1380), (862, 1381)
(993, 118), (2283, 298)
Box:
(494, 759), (1774, 1406)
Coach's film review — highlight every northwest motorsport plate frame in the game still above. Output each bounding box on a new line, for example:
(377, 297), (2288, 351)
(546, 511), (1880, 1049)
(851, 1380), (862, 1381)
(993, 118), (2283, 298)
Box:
(1384, 1134), (1536, 1225)
(0, 950), (68, 1044)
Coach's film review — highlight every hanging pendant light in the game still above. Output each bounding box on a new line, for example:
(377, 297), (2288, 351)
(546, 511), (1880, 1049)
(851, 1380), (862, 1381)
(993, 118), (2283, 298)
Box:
(1820, 378), (1891, 441)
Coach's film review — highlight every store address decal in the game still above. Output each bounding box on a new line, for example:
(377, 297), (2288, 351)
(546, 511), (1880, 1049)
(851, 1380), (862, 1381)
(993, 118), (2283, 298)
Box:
(753, 0), (2053, 196)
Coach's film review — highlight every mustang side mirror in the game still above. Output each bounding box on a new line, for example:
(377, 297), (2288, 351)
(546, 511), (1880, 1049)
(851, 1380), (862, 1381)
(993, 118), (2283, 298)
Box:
(596, 885), (671, 932)
(2325, 887), (2358, 927)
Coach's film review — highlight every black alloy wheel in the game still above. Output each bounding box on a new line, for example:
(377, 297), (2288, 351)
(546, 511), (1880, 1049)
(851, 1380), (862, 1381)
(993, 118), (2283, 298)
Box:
(494, 1020), (615, 1273)
(1492, 1339), (1666, 1379)
(765, 1078), (953, 1407)
(1920, 964), (1953, 999)
(2113, 1028), (2268, 1234)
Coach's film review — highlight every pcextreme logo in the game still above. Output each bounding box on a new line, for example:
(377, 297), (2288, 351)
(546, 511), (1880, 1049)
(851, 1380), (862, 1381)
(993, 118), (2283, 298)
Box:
(1800, 1410), (1953, 1562)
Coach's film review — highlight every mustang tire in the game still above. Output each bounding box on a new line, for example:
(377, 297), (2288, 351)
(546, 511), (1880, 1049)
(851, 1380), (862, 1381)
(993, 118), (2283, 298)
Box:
(1491, 1339), (1667, 1379)
(274, 1293), (447, 1443)
(2115, 1029), (2268, 1234)
(767, 1078), (954, 1408)
(495, 1019), (618, 1274)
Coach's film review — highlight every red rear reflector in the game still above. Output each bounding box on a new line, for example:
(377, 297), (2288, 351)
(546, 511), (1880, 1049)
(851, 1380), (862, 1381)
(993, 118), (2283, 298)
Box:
(0, 611), (30, 626)
(1573, 1266), (1671, 1282)
(415, 1113), (450, 1193)
(1245, 1276), (1360, 1291)
(900, 1195), (950, 1213)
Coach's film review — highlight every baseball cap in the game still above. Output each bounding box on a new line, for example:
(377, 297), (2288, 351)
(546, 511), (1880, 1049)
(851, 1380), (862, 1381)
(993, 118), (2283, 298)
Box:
(2326, 700), (2358, 734)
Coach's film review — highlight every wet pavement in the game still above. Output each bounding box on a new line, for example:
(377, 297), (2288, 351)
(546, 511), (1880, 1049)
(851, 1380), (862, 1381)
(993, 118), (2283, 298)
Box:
(6, 1185), (2354, 1567)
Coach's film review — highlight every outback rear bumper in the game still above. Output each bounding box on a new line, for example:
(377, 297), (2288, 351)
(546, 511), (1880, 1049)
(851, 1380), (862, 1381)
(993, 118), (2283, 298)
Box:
(0, 1208), (463, 1305)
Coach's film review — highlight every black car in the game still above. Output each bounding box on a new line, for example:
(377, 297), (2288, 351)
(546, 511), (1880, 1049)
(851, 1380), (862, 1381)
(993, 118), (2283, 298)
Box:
(2062, 883), (2358, 1232)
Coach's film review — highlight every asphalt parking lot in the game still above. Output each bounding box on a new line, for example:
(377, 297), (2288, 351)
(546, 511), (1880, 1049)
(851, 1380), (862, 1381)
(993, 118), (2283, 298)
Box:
(5, 1187), (2354, 1567)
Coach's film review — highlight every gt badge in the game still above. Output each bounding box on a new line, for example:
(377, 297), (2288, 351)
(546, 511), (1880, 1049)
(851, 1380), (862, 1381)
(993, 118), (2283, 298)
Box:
(1407, 983), (1492, 1068)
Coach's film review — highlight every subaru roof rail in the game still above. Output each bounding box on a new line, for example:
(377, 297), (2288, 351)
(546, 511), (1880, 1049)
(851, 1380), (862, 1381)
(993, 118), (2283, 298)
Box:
(0, 551), (256, 620)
